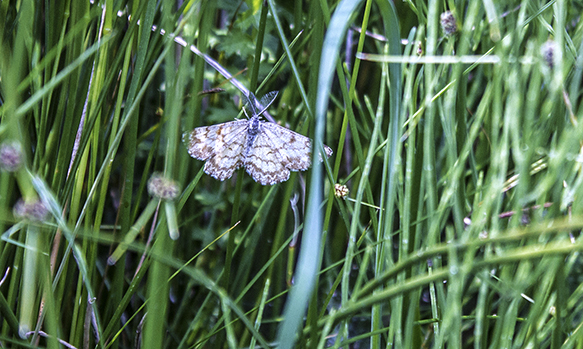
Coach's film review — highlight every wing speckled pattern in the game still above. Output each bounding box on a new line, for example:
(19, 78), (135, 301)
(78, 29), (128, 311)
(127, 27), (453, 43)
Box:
(184, 120), (248, 181)
(184, 92), (333, 185)
(244, 127), (290, 185)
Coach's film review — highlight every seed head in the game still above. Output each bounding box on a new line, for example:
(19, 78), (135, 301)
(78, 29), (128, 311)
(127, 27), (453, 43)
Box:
(13, 198), (49, 222)
(148, 173), (180, 200)
(334, 183), (349, 199)
(440, 11), (458, 36)
(0, 141), (23, 172)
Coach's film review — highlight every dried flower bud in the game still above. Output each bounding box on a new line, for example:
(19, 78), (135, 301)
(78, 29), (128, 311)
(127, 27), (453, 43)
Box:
(13, 198), (49, 222)
(334, 183), (349, 199)
(440, 11), (458, 36)
(0, 141), (23, 172)
(148, 173), (180, 200)
(416, 41), (424, 56)
(541, 40), (558, 69)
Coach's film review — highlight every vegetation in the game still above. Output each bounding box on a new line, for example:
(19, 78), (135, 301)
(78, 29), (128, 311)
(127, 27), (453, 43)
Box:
(1, 0), (583, 348)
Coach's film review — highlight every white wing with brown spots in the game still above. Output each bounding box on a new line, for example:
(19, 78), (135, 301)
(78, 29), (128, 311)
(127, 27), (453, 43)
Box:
(184, 117), (333, 185)
(184, 120), (248, 181)
(184, 91), (333, 185)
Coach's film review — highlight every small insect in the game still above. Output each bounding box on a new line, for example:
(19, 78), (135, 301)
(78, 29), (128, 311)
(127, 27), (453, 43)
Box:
(197, 88), (226, 96)
(184, 91), (333, 185)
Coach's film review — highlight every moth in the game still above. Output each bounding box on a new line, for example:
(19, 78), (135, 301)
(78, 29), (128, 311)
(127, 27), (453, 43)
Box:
(184, 91), (333, 185)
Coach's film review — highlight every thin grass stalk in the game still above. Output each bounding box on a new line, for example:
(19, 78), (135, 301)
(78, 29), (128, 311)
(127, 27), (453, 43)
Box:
(0, 1), (43, 342)
(481, 28), (512, 347)
(176, 17), (200, 186)
(267, 0), (313, 118)
(143, 221), (173, 349)
(78, 7), (114, 346)
(318, 1), (378, 260)
(401, 26), (424, 349)
(318, 8), (385, 346)
(440, 43), (465, 238)
(339, 1), (379, 343)
(68, 111), (91, 346)
(320, 13), (378, 295)
(367, 1), (404, 347)
(422, 2), (444, 345)
(265, 179), (295, 308)
(248, 278), (270, 349)
(101, 252), (151, 345)
(438, 225), (462, 346)
(73, 36), (170, 236)
(95, 27), (133, 349)
(230, 191), (279, 291)
(31, 174), (105, 338)
(313, 4), (346, 333)
(36, 241), (61, 349)
(19, 226), (40, 338)
(320, 28), (381, 239)
(152, 256), (273, 349)
(0, 288), (19, 336)
(1, 38), (108, 125)
(141, 0), (180, 347)
(310, 234), (583, 334)
(223, 0), (249, 297)
(276, 0), (365, 347)
(194, 185), (278, 346)
(249, 0), (269, 94)
(402, 115), (418, 341)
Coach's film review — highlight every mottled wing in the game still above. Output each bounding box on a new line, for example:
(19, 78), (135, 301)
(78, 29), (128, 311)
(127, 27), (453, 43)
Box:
(243, 123), (333, 185)
(244, 130), (289, 185)
(262, 123), (333, 169)
(319, 143), (334, 161)
(184, 120), (248, 181)
(260, 123), (313, 171)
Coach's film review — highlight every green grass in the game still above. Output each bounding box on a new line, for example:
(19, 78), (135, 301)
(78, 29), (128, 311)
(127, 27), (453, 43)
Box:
(2, 0), (583, 348)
